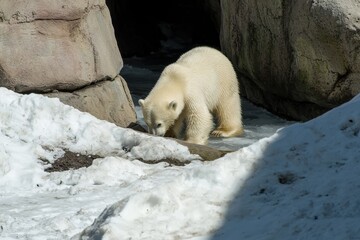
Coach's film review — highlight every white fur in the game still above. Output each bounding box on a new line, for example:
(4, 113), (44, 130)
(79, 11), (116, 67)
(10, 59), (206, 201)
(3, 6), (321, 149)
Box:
(139, 46), (243, 145)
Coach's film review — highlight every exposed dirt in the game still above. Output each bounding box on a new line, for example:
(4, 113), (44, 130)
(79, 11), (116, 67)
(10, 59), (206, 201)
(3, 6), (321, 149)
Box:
(45, 151), (101, 172)
(44, 150), (192, 172)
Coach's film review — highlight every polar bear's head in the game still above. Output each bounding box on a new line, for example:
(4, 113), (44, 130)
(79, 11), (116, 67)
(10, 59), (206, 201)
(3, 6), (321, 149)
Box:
(138, 99), (183, 136)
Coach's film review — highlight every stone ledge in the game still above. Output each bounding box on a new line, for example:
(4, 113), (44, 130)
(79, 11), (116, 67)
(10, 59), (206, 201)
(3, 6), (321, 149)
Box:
(44, 76), (136, 127)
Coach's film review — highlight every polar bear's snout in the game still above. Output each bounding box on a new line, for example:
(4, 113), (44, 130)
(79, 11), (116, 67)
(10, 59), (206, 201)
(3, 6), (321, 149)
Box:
(147, 121), (167, 136)
(150, 128), (165, 137)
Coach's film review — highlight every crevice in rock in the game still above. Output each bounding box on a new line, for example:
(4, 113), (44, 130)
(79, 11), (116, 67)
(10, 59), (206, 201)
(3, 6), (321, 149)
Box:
(282, 0), (295, 81)
(2, 3), (105, 25)
(5, 16), (82, 25)
(31, 17), (82, 22)
(0, 11), (5, 23)
(21, 76), (113, 95)
(0, 1), (107, 24)
(327, 68), (353, 104)
(119, 78), (136, 114)
(335, 68), (351, 84)
(0, 65), (10, 86)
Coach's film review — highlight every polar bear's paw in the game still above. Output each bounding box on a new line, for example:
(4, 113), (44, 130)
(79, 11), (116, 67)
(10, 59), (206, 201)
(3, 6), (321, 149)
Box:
(211, 128), (244, 138)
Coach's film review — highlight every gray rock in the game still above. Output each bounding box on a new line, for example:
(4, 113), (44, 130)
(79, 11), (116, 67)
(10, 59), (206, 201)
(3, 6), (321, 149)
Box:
(45, 76), (136, 128)
(0, 0), (122, 92)
(220, 0), (360, 120)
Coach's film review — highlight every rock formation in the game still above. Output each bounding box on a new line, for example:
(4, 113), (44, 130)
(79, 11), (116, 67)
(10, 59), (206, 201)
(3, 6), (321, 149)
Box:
(0, 0), (136, 127)
(45, 76), (136, 127)
(220, 0), (360, 120)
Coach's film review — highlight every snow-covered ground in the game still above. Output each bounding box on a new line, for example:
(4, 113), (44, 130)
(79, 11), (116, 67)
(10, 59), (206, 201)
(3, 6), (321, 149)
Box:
(1, 85), (360, 239)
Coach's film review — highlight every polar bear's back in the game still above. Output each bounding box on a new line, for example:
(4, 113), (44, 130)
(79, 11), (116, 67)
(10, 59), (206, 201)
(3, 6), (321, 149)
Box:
(177, 46), (232, 69)
(176, 46), (237, 85)
(175, 46), (239, 107)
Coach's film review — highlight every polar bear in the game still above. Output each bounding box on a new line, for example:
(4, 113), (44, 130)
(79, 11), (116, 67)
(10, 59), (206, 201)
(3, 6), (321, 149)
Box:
(138, 46), (243, 145)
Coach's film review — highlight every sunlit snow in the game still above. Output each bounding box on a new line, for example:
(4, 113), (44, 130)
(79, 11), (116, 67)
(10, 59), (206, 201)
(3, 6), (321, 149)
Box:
(1, 86), (360, 239)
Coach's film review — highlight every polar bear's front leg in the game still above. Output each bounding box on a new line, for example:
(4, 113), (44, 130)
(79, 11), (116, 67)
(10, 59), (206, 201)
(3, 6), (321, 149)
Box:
(184, 107), (213, 145)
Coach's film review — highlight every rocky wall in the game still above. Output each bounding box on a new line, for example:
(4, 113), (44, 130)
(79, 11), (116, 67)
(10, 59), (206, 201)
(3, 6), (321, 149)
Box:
(220, 0), (360, 120)
(0, 0), (136, 127)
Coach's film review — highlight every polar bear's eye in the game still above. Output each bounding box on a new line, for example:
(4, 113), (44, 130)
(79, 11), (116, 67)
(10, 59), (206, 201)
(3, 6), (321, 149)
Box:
(156, 123), (162, 128)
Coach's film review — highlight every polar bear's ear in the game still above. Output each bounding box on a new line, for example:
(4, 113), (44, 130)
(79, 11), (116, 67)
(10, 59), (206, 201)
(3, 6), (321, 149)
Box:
(138, 99), (145, 107)
(169, 101), (177, 111)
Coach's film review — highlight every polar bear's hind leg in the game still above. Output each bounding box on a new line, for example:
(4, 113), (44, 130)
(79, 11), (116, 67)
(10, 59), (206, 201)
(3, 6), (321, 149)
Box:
(211, 93), (244, 138)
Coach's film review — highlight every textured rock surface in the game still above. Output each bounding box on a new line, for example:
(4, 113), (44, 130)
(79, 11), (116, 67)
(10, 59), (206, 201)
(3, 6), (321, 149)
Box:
(45, 76), (136, 127)
(0, 0), (122, 92)
(220, 0), (360, 120)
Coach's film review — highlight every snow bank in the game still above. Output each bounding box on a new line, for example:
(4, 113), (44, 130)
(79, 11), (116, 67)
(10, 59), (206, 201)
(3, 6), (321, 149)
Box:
(0, 87), (198, 192)
(76, 95), (360, 239)
(1, 86), (359, 240)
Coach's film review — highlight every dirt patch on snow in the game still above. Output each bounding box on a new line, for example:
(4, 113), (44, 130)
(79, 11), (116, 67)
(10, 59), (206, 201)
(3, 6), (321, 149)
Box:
(45, 151), (100, 172)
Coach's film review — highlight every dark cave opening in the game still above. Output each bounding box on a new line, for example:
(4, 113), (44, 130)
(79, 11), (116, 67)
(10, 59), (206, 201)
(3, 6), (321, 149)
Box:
(106, 0), (220, 58)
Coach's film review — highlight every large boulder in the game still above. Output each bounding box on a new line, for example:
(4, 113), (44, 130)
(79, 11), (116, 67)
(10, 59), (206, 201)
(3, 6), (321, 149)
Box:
(220, 0), (360, 120)
(45, 76), (136, 127)
(0, 0), (122, 92)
